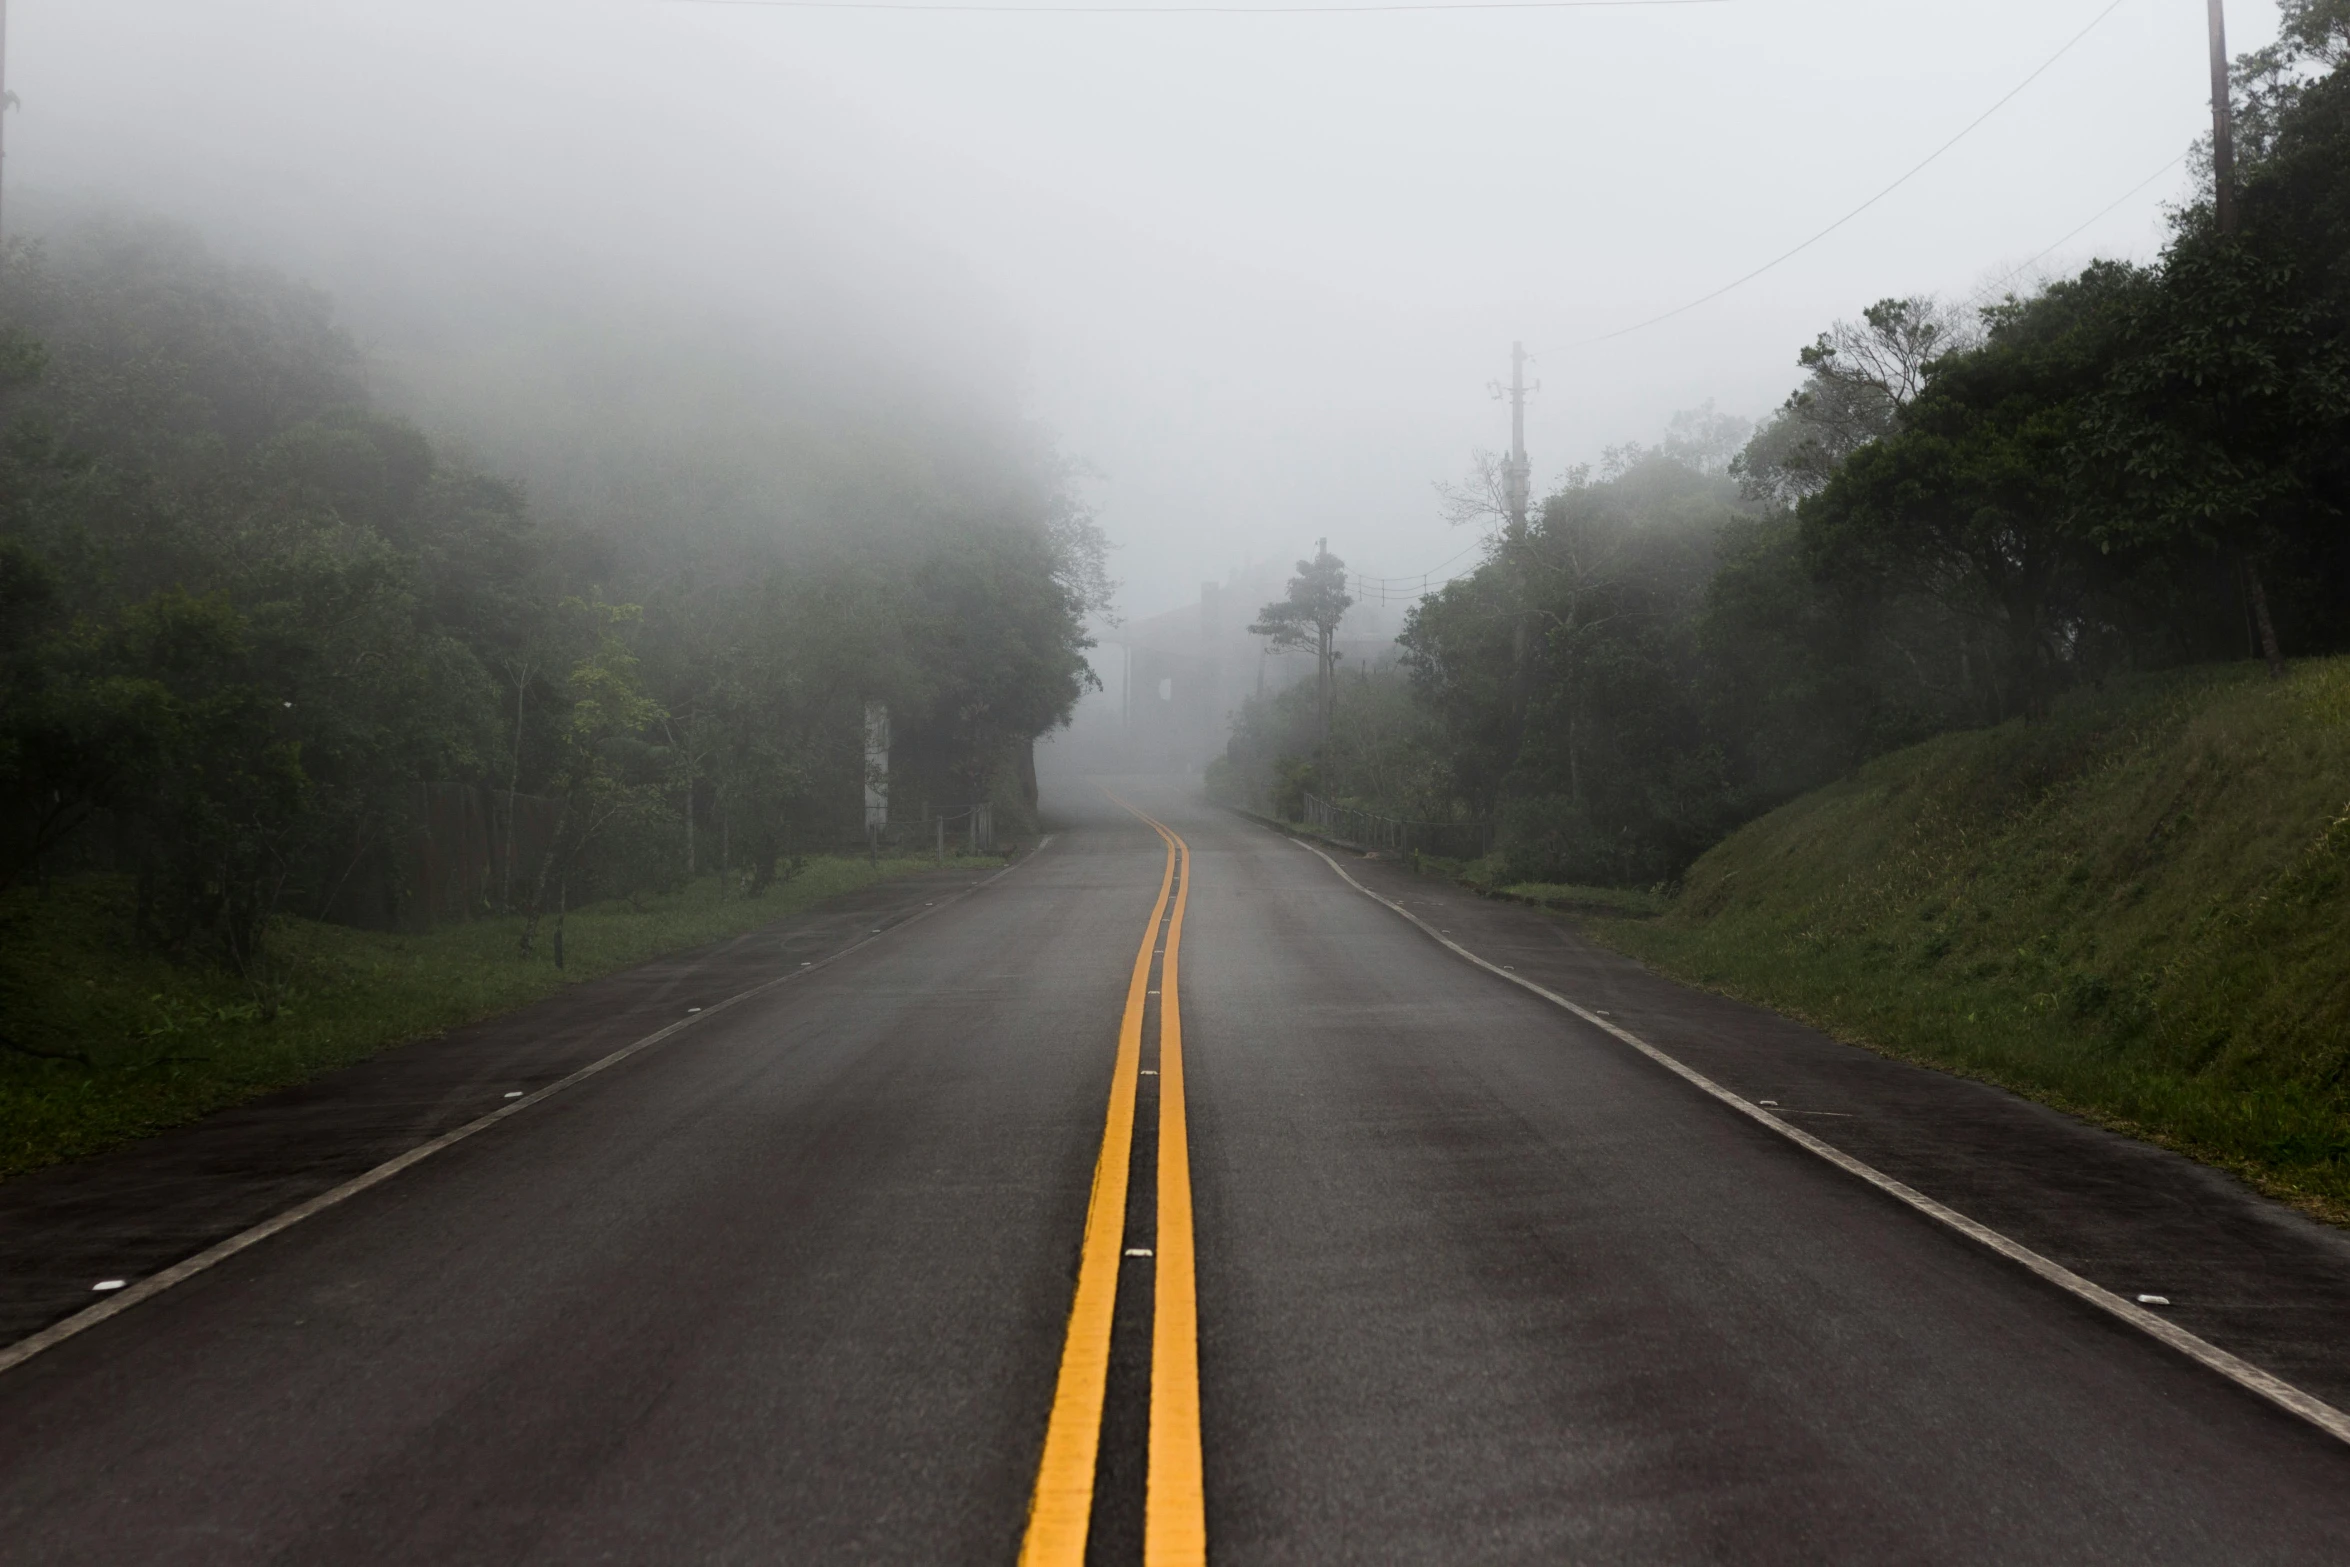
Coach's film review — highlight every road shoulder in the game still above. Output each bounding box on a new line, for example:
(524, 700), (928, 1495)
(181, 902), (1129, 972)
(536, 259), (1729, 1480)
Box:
(1270, 823), (2350, 1418)
(0, 862), (1003, 1347)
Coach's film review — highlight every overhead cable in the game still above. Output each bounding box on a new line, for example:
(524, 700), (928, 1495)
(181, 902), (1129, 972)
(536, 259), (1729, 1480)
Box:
(1964, 151), (2188, 307)
(1357, 539), (1484, 589)
(1559, 0), (2133, 350)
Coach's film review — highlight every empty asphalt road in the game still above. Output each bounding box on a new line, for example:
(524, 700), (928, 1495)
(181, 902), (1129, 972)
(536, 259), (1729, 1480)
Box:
(3, 783), (2349, 1564)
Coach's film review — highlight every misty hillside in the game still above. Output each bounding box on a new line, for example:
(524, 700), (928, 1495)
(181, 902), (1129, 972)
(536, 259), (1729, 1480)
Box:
(1224, 7), (2350, 904)
(0, 215), (1106, 940)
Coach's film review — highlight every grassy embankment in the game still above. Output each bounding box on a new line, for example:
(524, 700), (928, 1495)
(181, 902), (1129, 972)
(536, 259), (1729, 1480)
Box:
(1454, 876), (1672, 919)
(1217, 792), (1673, 919)
(0, 854), (976, 1180)
(1589, 658), (2350, 1221)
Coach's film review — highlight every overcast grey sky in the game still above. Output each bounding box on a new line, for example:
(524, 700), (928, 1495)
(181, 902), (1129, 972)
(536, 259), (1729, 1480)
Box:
(15, 0), (2278, 616)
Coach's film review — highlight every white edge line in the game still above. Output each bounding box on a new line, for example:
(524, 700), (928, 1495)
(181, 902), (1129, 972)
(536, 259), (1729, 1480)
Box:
(1284, 834), (2350, 1449)
(0, 845), (1046, 1381)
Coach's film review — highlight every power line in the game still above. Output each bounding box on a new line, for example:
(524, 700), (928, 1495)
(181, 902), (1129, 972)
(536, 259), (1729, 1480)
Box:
(1964, 152), (2187, 308)
(1361, 539), (1483, 586)
(1357, 546), (1485, 605)
(1558, 0), (2133, 351)
(1353, 561), (1484, 607)
(673, 0), (1724, 12)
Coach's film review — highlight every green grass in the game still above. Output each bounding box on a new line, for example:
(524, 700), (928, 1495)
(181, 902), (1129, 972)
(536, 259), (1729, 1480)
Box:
(1489, 882), (1672, 918)
(1413, 850), (1673, 918)
(1590, 657), (2350, 1222)
(0, 854), (981, 1180)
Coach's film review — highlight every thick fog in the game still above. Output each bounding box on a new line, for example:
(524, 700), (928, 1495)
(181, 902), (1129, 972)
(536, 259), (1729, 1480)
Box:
(14, 0), (2279, 615)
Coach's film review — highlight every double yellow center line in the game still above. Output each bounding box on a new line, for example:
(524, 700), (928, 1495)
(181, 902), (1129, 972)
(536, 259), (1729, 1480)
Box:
(1020, 802), (1206, 1566)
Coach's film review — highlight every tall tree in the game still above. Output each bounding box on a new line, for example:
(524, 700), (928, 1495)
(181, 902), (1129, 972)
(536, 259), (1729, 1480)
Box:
(1799, 267), (2145, 715)
(1733, 296), (1972, 510)
(1251, 543), (1352, 744)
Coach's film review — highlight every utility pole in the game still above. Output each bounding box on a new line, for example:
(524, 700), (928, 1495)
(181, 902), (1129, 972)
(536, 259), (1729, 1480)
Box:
(1496, 342), (1538, 761)
(1, 0), (12, 258)
(1504, 342), (1531, 537)
(2207, 0), (2236, 235)
(1315, 536), (1333, 744)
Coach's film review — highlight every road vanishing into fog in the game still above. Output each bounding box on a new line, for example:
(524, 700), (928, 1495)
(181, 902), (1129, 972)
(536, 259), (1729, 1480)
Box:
(4, 785), (2350, 1563)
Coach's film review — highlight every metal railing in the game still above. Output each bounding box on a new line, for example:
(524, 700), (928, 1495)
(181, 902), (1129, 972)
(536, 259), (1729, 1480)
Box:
(866, 803), (996, 859)
(1301, 793), (1490, 860)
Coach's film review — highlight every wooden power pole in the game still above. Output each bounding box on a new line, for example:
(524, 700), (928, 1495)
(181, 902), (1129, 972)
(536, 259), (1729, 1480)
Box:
(1503, 342), (1530, 537)
(1315, 536), (1333, 744)
(1, 0), (11, 256)
(2207, 0), (2236, 235)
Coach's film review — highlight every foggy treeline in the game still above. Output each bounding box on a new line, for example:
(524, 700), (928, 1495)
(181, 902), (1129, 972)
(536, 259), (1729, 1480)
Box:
(1224, 2), (2350, 888)
(0, 214), (1110, 975)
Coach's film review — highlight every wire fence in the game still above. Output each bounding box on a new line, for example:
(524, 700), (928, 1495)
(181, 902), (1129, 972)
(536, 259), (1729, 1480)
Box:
(1301, 793), (1490, 860)
(868, 803), (995, 859)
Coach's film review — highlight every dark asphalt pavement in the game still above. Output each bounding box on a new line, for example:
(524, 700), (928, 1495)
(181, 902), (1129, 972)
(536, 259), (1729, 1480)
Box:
(3, 783), (2349, 1563)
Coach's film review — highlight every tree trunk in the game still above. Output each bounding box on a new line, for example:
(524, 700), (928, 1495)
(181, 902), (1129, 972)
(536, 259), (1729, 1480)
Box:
(503, 665), (530, 912)
(517, 847), (554, 957)
(1567, 706), (1581, 810)
(2243, 555), (2285, 679)
(516, 801), (568, 957)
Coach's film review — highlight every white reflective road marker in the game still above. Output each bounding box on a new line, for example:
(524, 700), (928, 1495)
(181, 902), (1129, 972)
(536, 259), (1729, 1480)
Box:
(91, 1281), (125, 1292)
(503, 1092), (523, 1099)
(1289, 835), (2350, 1451)
(1126, 1248), (1155, 1258)
(2139, 1295), (2172, 1306)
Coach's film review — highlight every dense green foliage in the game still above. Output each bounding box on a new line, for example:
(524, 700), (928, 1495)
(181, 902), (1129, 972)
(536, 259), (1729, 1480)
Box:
(1216, 658), (1449, 826)
(0, 220), (1104, 1014)
(1253, 11), (2350, 889)
(1597, 659), (2350, 1219)
(0, 214), (1099, 1090)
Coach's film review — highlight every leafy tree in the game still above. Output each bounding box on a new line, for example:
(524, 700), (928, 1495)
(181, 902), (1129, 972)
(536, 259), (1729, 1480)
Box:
(1251, 544), (1352, 742)
(1799, 266), (2146, 715)
(1404, 447), (1743, 882)
(2230, 0), (2350, 170)
(2076, 240), (2350, 674)
(519, 598), (671, 953)
(0, 214), (1110, 991)
(1733, 297), (1971, 510)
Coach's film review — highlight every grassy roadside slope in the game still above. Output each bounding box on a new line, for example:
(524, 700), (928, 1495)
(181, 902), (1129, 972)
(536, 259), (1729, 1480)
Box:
(0, 856), (974, 1179)
(1591, 658), (2350, 1220)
